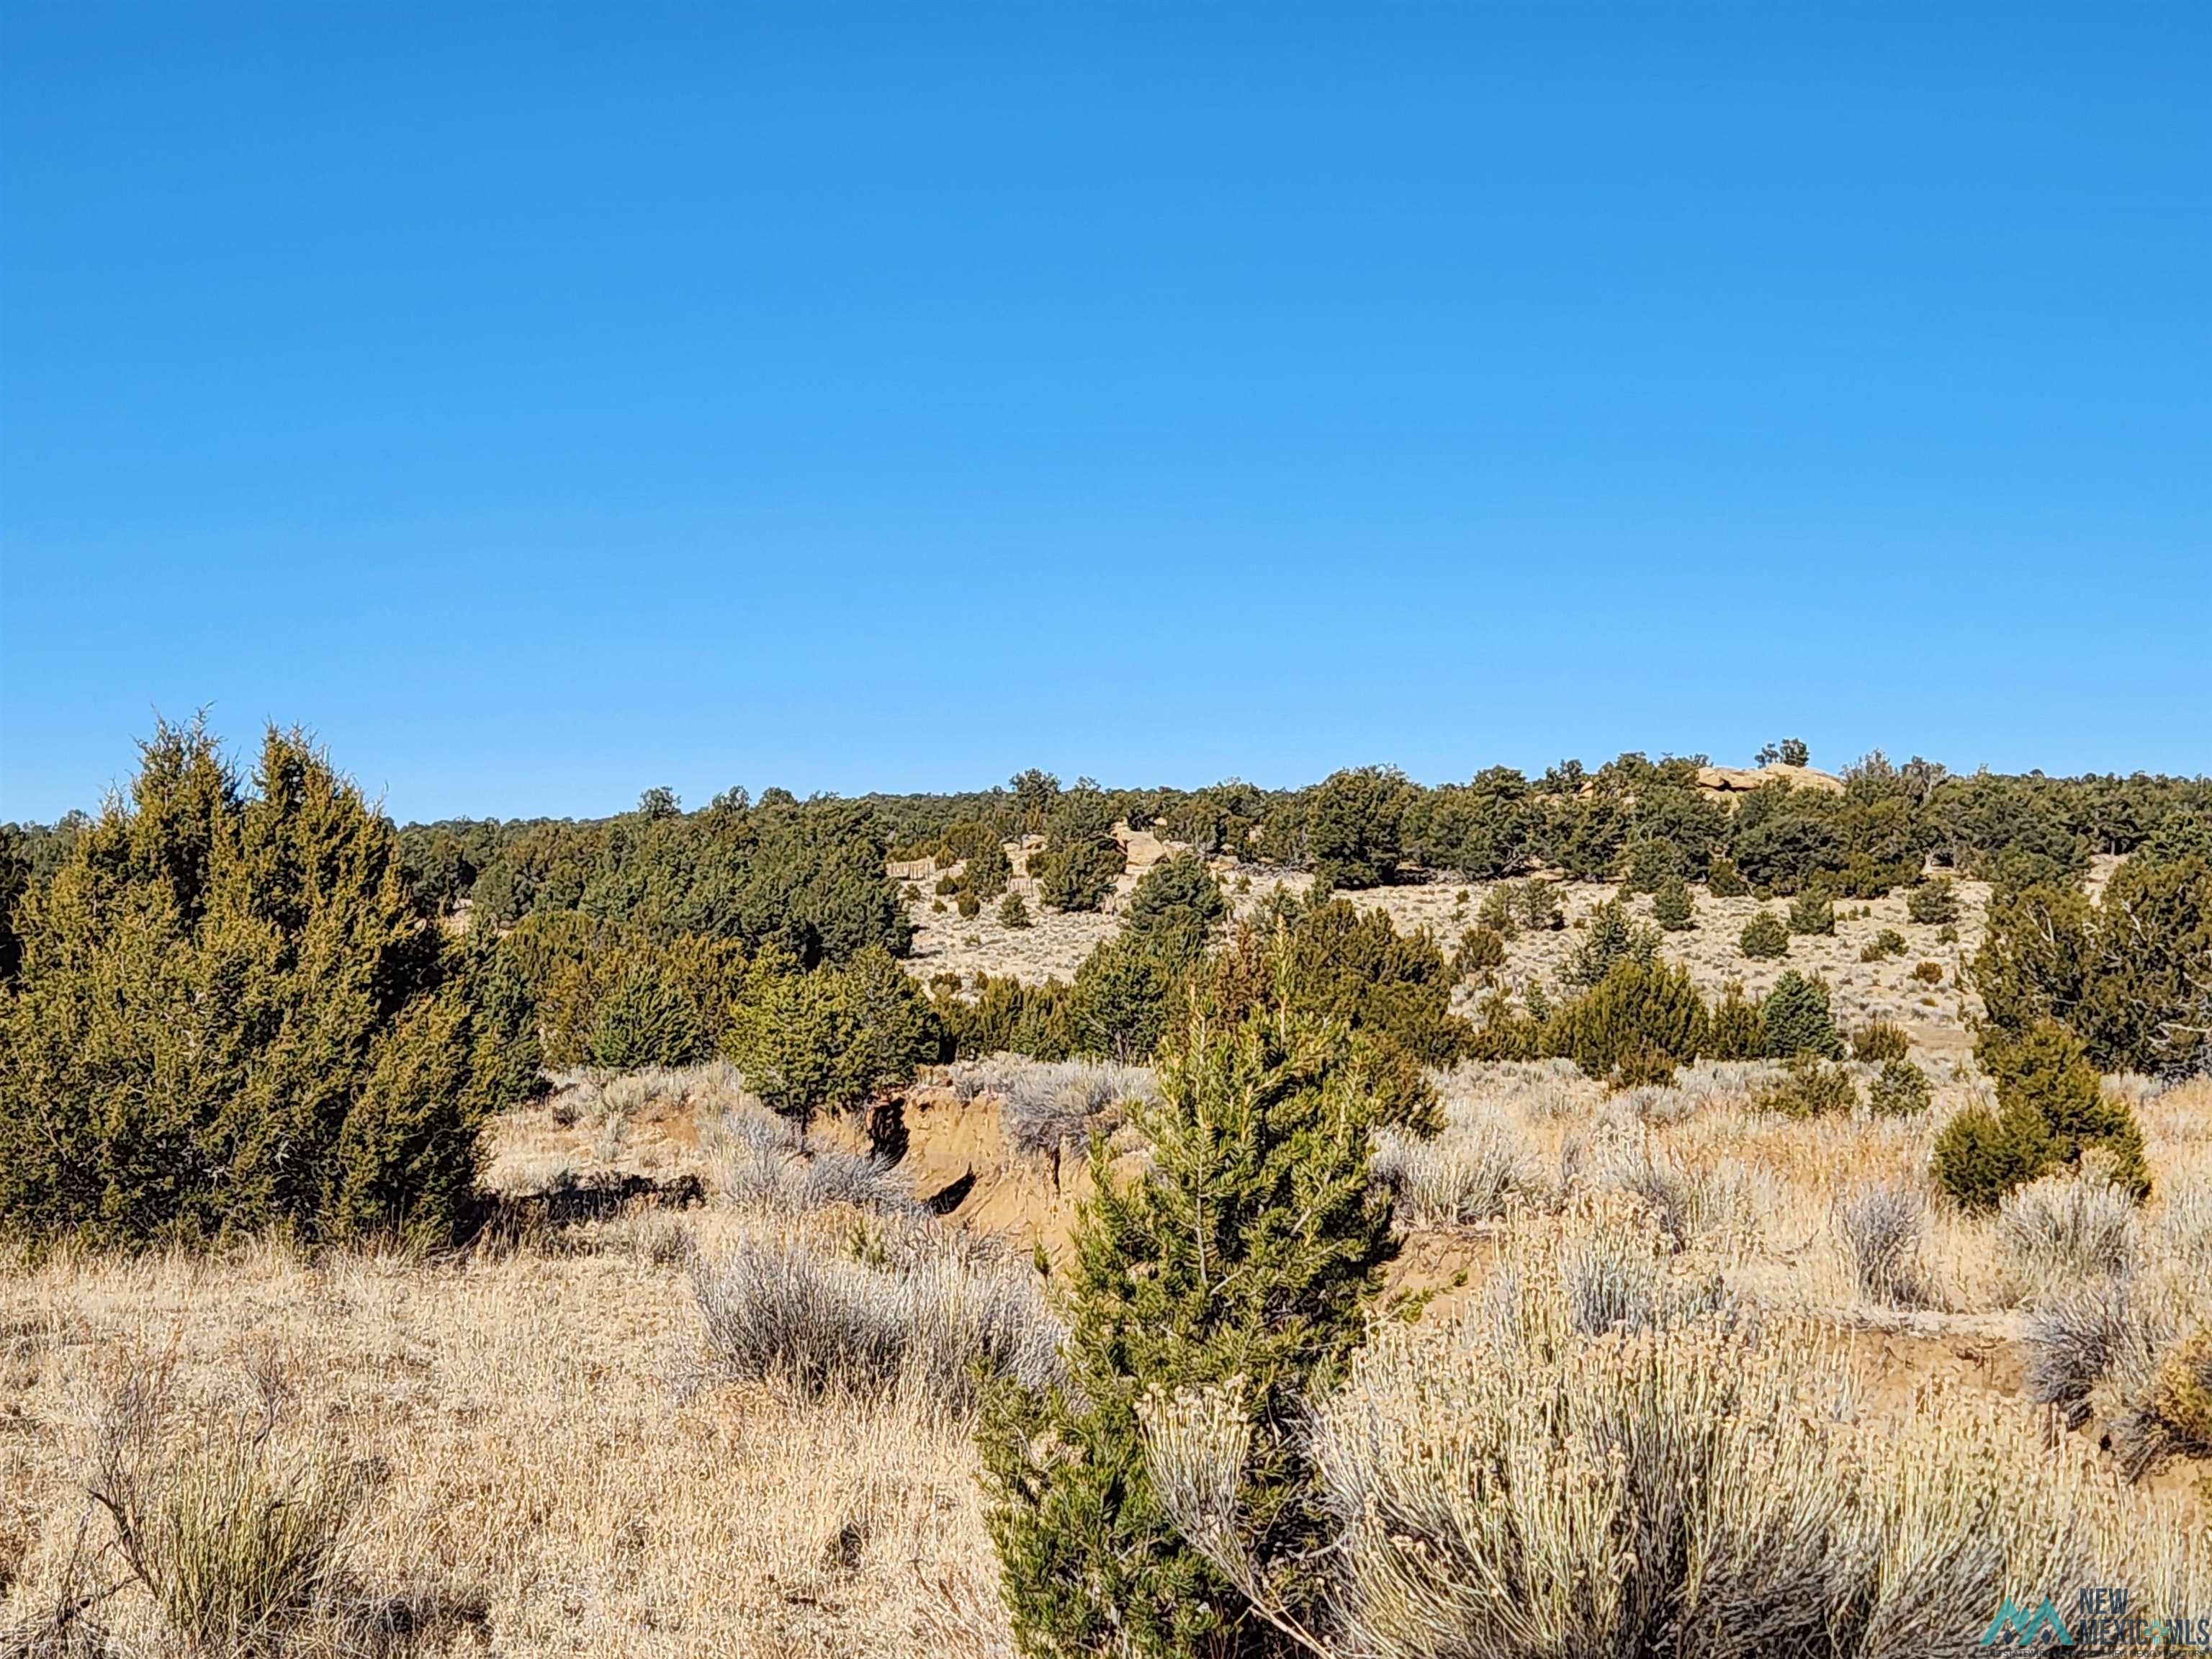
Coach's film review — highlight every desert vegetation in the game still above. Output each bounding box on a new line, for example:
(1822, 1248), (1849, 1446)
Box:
(1, 725), (2208, 1656)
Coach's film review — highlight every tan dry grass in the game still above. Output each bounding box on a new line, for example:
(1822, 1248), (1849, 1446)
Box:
(0, 1214), (1015, 1658)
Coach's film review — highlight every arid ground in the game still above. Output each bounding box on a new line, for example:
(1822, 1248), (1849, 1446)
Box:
(4, 841), (2208, 1657)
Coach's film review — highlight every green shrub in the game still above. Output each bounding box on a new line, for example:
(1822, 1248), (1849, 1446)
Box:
(1976, 857), (2212, 1078)
(0, 721), (508, 1249)
(1868, 1059), (1934, 1117)
(1761, 971), (1841, 1059)
(965, 839), (1013, 901)
(1563, 899), (1658, 988)
(1851, 1020), (1910, 1064)
(1935, 1021), (2152, 1210)
(940, 818), (1001, 865)
(1305, 766), (1413, 891)
(1651, 875), (1696, 932)
(1754, 1054), (1858, 1118)
(1033, 836), (1125, 913)
(981, 960), (1397, 1658)
(1195, 900), (1465, 1133)
(1706, 984), (1768, 1061)
(934, 974), (1075, 1061)
(1932, 1104), (2053, 1211)
(723, 948), (941, 1121)
(1730, 784), (1846, 896)
(1467, 986), (1546, 1063)
(1071, 934), (1177, 1064)
(935, 874), (961, 897)
(1907, 878), (1960, 925)
(1707, 855), (1750, 898)
(1980, 1022), (2151, 1200)
(588, 964), (711, 1069)
(1476, 885), (1519, 936)
(956, 888), (982, 919)
(1514, 880), (1563, 931)
(1452, 925), (1507, 976)
(1123, 852), (1227, 966)
(1550, 802), (1623, 886)
(1860, 928), (1907, 961)
(999, 893), (1033, 930)
(1913, 960), (1946, 986)
(1550, 958), (1709, 1084)
(1739, 911), (1789, 960)
(1786, 889), (1836, 936)
(1619, 837), (1683, 894)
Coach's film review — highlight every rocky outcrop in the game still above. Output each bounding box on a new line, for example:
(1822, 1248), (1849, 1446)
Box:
(1695, 763), (1843, 799)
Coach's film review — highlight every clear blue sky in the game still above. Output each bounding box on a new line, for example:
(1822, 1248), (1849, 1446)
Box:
(4, 3), (2207, 824)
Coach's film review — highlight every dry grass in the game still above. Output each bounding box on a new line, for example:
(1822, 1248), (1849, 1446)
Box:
(4, 1008), (2207, 1653)
(945, 1058), (1155, 1159)
(0, 1214), (1018, 1658)
(1145, 1205), (2212, 1659)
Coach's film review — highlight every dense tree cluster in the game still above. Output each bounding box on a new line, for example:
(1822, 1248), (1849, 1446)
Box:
(4, 726), (2204, 1251)
(855, 753), (2209, 903)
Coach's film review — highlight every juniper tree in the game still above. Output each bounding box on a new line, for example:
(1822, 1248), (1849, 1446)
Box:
(723, 945), (940, 1120)
(965, 837), (1014, 900)
(1304, 765), (1411, 891)
(1740, 910), (1790, 960)
(1933, 1020), (2150, 1210)
(1787, 888), (1838, 936)
(1071, 932), (1177, 1062)
(1550, 957), (1709, 1083)
(1907, 875), (1960, 926)
(1123, 851), (1228, 968)
(0, 719), (504, 1247)
(981, 963), (1398, 1658)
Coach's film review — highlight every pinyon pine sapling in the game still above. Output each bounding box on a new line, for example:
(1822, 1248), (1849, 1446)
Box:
(1907, 878), (1961, 925)
(981, 974), (1398, 1659)
(1761, 971), (1843, 1060)
(1869, 1058), (1934, 1117)
(1740, 911), (1789, 961)
(1563, 899), (1656, 988)
(1787, 889), (1837, 936)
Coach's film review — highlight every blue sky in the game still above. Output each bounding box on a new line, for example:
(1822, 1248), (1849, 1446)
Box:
(4, 2), (2207, 823)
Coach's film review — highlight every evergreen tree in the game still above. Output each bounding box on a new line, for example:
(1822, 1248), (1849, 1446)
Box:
(1563, 898), (1657, 987)
(1740, 910), (1790, 960)
(1652, 874), (1696, 931)
(1787, 888), (1837, 936)
(0, 720), (502, 1247)
(1549, 957), (1709, 1083)
(1123, 851), (1228, 967)
(1032, 783), (1127, 913)
(1761, 971), (1842, 1060)
(981, 965), (1398, 1658)
(1304, 765), (1411, 891)
(724, 945), (940, 1120)
(1071, 932), (1177, 1062)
